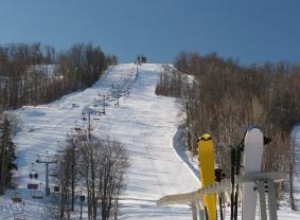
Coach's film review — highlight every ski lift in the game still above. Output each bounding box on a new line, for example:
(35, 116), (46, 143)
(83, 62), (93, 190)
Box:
(32, 194), (43, 199)
(29, 172), (38, 179)
(29, 163), (38, 179)
(80, 195), (85, 202)
(11, 194), (22, 203)
(54, 185), (60, 192)
(28, 183), (38, 191)
(81, 111), (86, 121)
(32, 183), (44, 199)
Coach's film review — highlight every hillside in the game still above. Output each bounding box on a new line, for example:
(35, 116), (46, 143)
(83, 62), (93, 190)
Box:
(1, 63), (300, 219)
(1, 64), (199, 219)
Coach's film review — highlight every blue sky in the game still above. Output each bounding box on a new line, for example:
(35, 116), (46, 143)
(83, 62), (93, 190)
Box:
(0, 0), (300, 64)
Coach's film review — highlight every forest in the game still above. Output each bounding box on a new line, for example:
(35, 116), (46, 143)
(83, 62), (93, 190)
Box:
(156, 52), (300, 208)
(0, 42), (117, 110)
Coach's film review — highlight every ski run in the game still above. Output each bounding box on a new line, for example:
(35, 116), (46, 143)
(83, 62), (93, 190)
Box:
(1, 63), (300, 219)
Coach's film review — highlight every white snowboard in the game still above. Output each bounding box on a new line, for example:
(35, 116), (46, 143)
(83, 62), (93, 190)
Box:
(242, 127), (264, 220)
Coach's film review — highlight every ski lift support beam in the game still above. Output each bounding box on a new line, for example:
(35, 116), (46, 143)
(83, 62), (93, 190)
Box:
(36, 157), (57, 196)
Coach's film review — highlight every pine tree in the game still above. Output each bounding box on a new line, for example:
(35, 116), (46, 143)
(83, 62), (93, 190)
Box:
(0, 118), (17, 194)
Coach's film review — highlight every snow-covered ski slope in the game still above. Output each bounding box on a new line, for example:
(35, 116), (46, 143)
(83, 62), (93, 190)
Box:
(2, 63), (300, 219)
(3, 63), (200, 219)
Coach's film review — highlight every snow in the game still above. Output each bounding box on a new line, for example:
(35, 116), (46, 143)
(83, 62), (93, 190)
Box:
(1, 63), (299, 219)
(26, 64), (60, 78)
(291, 125), (300, 206)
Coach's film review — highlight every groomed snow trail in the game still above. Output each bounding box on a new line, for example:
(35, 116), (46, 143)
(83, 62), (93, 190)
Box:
(5, 63), (200, 219)
(101, 64), (201, 219)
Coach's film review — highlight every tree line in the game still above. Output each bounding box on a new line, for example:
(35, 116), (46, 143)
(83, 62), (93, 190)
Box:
(157, 52), (300, 208)
(0, 42), (117, 110)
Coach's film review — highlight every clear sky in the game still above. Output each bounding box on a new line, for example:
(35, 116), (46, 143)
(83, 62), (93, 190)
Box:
(0, 0), (300, 65)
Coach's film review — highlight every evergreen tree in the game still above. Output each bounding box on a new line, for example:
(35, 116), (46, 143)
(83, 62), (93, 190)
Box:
(0, 118), (17, 194)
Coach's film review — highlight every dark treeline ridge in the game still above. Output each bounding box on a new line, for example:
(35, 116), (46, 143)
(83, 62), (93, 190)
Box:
(157, 52), (300, 204)
(0, 42), (117, 110)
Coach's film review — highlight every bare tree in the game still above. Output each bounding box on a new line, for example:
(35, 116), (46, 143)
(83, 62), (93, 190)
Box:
(46, 132), (81, 220)
(78, 137), (128, 220)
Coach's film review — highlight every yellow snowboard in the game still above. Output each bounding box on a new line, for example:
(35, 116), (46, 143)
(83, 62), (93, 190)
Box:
(197, 133), (217, 220)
